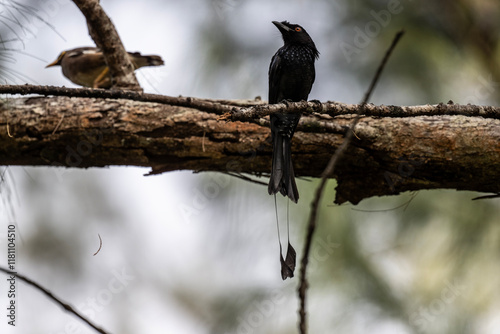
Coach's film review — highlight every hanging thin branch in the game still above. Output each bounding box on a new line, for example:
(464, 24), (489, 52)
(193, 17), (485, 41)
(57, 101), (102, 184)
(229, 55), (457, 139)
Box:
(0, 266), (109, 334)
(297, 30), (405, 334)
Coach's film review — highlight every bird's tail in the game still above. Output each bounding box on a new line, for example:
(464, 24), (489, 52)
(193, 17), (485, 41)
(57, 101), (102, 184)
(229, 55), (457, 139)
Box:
(128, 52), (165, 68)
(268, 114), (300, 203)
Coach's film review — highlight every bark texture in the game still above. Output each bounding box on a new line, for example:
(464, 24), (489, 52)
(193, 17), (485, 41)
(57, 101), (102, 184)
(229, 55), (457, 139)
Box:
(1, 96), (499, 204)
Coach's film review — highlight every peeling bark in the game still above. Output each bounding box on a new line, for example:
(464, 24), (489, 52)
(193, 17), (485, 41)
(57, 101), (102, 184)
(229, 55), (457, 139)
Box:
(1, 96), (499, 204)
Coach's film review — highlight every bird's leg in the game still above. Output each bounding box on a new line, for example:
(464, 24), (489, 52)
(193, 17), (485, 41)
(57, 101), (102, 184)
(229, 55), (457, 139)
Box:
(93, 67), (110, 88)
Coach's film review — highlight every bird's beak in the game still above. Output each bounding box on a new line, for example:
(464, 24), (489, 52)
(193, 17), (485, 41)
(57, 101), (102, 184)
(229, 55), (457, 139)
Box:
(46, 52), (65, 68)
(45, 60), (59, 68)
(272, 21), (291, 33)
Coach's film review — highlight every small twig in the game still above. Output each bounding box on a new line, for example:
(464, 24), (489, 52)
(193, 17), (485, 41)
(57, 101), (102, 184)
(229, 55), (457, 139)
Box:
(350, 191), (418, 212)
(222, 171), (268, 186)
(93, 233), (102, 256)
(51, 114), (65, 135)
(471, 193), (500, 200)
(351, 128), (360, 140)
(0, 266), (109, 334)
(1, 85), (500, 119)
(297, 30), (405, 334)
(0, 85), (235, 114)
(6, 122), (13, 137)
(232, 100), (500, 121)
(202, 131), (206, 152)
(361, 32), (405, 104)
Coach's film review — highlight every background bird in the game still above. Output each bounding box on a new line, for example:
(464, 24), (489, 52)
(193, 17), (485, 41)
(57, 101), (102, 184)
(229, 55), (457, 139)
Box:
(268, 21), (319, 203)
(46, 47), (164, 88)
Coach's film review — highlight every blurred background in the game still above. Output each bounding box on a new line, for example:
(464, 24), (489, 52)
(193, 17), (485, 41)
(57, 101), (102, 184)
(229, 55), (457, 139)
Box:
(1, 0), (500, 333)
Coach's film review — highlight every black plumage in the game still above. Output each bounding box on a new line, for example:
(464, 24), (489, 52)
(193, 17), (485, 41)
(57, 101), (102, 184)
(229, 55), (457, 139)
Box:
(268, 21), (319, 203)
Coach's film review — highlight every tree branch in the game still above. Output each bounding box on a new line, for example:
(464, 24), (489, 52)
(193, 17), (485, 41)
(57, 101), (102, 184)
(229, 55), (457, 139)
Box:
(0, 84), (244, 114)
(0, 266), (109, 334)
(72, 0), (141, 91)
(2, 84), (500, 120)
(231, 100), (500, 121)
(1, 94), (499, 205)
(298, 30), (405, 334)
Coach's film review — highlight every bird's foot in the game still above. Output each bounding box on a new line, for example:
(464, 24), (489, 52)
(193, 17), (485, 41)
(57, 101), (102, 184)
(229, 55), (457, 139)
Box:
(309, 99), (322, 113)
(281, 99), (294, 108)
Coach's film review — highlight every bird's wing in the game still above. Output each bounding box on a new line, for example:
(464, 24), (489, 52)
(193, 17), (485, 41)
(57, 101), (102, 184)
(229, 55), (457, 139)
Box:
(66, 47), (101, 58)
(268, 51), (283, 104)
(65, 48), (107, 69)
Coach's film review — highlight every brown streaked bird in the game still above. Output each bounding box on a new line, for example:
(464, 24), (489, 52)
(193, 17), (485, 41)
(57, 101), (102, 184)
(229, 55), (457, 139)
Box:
(46, 47), (164, 88)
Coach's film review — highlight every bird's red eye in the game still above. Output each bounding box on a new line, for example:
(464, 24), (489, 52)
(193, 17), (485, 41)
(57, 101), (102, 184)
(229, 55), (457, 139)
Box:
(295, 27), (302, 32)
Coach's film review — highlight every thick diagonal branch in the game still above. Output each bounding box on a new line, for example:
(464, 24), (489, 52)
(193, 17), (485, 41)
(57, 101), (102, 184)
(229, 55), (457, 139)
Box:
(72, 0), (141, 90)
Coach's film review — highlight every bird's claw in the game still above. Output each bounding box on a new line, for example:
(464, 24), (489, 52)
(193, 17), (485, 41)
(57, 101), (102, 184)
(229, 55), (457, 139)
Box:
(280, 99), (292, 106)
(309, 99), (322, 112)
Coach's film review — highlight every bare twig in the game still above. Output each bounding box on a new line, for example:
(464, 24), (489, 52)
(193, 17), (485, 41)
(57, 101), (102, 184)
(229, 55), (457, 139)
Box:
(0, 84), (236, 114)
(72, 0), (141, 91)
(232, 100), (500, 121)
(51, 114), (65, 135)
(350, 191), (418, 212)
(0, 266), (109, 334)
(6, 123), (13, 137)
(202, 131), (206, 152)
(1, 84), (500, 120)
(471, 193), (500, 200)
(1, 0), (65, 40)
(297, 30), (405, 334)
(221, 172), (269, 186)
(93, 233), (103, 256)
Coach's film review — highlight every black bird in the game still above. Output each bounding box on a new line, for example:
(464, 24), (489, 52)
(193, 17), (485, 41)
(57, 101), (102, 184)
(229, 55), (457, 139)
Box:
(268, 21), (319, 280)
(268, 21), (319, 203)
